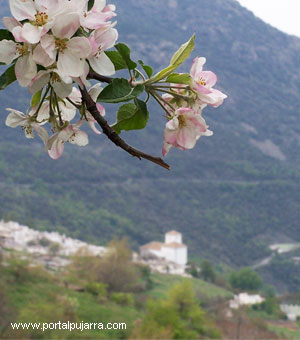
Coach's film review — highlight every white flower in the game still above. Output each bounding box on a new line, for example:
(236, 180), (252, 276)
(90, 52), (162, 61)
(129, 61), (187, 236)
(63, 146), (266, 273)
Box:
(5, 108), (48, 143)
(190, 57), (227, 107)
(88, 25), (117, 76)
(162, 107), (212, 156)
(0, 40), (37, 87)
(39, 12), (92, 78)
(30, 69), (73, 98)
(47, 121), (88, 159)
(9, 0), (62, 44)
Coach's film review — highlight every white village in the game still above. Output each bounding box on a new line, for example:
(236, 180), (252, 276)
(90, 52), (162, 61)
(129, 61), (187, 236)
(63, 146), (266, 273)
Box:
(1, 220), (300, 321)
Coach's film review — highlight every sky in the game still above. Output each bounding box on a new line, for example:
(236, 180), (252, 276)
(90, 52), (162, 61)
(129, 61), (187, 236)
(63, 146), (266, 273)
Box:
(236, 0), (300, 37)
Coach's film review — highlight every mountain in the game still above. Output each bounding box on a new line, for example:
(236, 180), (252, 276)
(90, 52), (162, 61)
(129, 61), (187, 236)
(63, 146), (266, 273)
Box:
(0, 0), (299, 290)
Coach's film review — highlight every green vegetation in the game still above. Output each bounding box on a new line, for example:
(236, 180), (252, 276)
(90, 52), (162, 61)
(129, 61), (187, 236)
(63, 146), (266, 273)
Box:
(229, 268), (262, 291)
(149, 272), (232, 301)
(0, 248), (231, 339)
(200, 260), (216, 283)
(260, 255), (300, 292)
(268, 323), (300, 340)
(131, 280), (220, 339)
(3, 243), (299, 339)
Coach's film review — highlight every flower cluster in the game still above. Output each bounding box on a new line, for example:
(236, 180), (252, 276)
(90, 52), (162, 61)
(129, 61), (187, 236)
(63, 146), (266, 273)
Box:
(1, 0), (117, 158)
(156, 57), (227, 156)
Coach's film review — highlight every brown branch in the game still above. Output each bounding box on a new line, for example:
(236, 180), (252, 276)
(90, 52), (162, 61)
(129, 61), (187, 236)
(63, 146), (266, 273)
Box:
(88, 71), (113, 83)
(80, 86), (171, 170)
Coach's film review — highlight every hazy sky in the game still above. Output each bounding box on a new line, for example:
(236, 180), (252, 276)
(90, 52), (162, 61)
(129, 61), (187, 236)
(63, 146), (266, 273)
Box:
(236, 0), (300, 37)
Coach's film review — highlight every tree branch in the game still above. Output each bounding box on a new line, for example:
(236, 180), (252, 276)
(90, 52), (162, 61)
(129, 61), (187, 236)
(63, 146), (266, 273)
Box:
(88, 71), (113, 84)
(80, 86), (171, 170)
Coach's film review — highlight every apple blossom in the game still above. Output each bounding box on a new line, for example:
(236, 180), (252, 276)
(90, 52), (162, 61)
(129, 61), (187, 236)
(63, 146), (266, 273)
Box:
(62, 0), (117, 30)
(47, 121), (88, 160)
(190, 57), (227, 107)
(82, 0), (117, 30)
(5, 108), (48, 143)
(0, 40), (37, 87)
(162, 107), (213, 156)
(30, 69), (73, 98)
(40, 12), (92, 78)
(88, 25), (118, 76)
(9, 0), (62, 44)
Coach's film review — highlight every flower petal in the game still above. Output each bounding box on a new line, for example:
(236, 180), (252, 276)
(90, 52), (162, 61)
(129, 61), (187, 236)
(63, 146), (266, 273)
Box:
(162, 142), (173, 157)
(48, 138), (65, 159)
(89, 51), (115, 76)
(67, 37), (92, 58)
(57, 50), (85, 77)
(52, 79), (73, 99)
(92, 26), (118, 50)
(52, 12), (80, 39)
(21, 23), (44, 44)
(5, 108), (27, 127)
(89, 83), (103, 102)
(3, 17), (21, 32)
(15, 53), (37, 87)
(32, 122), (49, 145)
(0, 40), (17, 65)
(29, 70), (50, 94)
(177, 125), (197, 149)
(40, 34), (56, 60)
(69, 130), (89, 146)
(190, 57), (206, 78)
(33, 43), (54, 67)
(9, 0), (36, 21)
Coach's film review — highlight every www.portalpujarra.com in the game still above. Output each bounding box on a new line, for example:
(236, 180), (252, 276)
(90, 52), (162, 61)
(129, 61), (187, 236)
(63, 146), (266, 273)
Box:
(11, 321), (127, 332)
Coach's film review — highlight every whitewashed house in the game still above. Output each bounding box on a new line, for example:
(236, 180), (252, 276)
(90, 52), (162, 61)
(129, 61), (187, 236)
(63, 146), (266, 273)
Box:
(229, 293), (265, 309)
(140, 231), (188, 273)
(280, 304), (300, 321)
(0, 220), (106, 263)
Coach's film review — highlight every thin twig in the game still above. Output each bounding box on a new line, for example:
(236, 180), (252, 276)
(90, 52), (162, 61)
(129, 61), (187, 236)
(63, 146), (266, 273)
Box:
(80, 86), (171, 170)
(152, 91), (175, 114)
(65, 97), (81, 109)
(152, 87), (191, 101)
(53, 90), (64, 126)
(152, 85), (189, 90)
(87, 71), (113, 83)
(33, 85), (51, 118)
(150, 91), (174, 117)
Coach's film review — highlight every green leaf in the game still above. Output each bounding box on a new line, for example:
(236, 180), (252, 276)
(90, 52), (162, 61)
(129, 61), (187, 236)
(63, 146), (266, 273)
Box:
(0, 64), (16, 91)
(149, 65), (175, 84)
(0, 29), (14, 41)
(149, 34), (195, 83)
(170, 33), (195, 67)
(166, 73), (191, 85)
(31, 90), (42, 107)
(87, 0), (95, 11)
(138, 60), (153, 78)
(97, 78), (144, 103)
(105, 51), (128, 71)
(112, 99), (149, 134)
(115, 43), (137, 70)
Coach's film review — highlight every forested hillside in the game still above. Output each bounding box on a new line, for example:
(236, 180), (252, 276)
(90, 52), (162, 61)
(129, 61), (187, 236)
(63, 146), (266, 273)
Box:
(0, 0), (299, 286)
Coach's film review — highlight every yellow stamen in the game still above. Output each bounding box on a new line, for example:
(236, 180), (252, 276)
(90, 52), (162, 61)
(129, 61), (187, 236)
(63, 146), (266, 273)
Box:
(16, 44), (28, 57)
(55, 38), (68, 53)
(198, 77), (206, 86)
(178, 115), (187, 128)
(51, 73), (61, 83)
(34, 11), (49, 26)
(94, 45), (103, 59)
